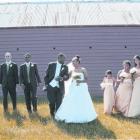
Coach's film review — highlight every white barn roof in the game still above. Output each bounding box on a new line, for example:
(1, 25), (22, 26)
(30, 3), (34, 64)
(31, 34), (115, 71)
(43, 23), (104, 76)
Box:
(0, 2), (140, 27)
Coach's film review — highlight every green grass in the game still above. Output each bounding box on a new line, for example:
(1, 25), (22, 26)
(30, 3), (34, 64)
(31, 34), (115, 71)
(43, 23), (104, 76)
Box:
(0, 96), (140, 140)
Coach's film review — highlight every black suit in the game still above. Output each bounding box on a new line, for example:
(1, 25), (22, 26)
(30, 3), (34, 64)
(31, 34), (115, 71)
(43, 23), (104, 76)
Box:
(20, 63), (41, 112)
(0, 62), (19, 111)
(44, 62), (69, 116)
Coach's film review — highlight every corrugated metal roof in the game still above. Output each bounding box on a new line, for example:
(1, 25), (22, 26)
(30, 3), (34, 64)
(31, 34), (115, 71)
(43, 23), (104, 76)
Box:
(0, 2), (140, 27)
(0, 0), (140, 3)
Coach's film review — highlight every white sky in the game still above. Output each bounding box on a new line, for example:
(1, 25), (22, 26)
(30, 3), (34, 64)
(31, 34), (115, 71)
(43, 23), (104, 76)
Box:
(0, 0), (106, 3)
(0, 0), (139, 3)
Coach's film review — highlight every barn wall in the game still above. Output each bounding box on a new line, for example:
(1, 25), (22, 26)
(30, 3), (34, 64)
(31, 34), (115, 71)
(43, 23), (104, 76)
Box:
(0, 26), (139, 96)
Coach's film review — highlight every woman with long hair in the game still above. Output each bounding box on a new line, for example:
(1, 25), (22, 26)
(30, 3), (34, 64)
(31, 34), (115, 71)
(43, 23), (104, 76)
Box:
(115, 60), (133, 117)
(127, 55), (140, 117)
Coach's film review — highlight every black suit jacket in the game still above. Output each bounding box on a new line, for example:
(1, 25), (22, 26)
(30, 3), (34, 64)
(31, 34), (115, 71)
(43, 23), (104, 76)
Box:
(44, 62), (69, 90)
(0, 62), (19, 87)
(20, 63), (41, 87)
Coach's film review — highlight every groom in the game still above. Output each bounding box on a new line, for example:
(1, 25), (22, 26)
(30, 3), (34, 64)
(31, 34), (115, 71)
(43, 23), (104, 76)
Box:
(44, 53), (69, 118)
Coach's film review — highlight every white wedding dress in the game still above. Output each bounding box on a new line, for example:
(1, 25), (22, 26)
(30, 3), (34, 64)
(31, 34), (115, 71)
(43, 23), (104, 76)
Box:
(55, 71), (97, 123)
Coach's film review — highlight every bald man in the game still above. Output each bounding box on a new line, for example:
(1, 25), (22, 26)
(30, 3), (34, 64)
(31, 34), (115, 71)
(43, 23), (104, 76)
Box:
(0, 52), (19, 112)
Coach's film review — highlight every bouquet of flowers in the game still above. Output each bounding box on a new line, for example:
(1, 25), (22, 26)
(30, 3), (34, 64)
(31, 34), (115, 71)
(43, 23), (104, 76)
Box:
(73, 75), (81, 86)
(100, 82), (106, 90)
(130, 67), (137, 81)
(73, 75), (81, 80)
(119, 72), (128, 79)
(130, 67), (137, 74)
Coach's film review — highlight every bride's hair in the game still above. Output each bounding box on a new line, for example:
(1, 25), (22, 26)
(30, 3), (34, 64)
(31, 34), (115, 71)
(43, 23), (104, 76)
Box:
(72, 55), (81, 64)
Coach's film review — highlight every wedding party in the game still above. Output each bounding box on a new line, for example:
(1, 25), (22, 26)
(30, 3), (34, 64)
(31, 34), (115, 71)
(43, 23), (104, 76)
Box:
(0, 51), (140, 139)
(1, 52), (140, 119)
(0, 0), (140, 140)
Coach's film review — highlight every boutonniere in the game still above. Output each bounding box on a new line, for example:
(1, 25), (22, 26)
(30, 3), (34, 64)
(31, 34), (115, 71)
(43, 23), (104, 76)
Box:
(10, 64), (12, 67)
(31, 64), (34, 67)
(61, 67), (65, 71)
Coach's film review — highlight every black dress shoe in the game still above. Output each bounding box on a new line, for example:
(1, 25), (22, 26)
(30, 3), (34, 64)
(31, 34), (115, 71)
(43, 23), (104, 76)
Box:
(28, 110), (32, 114)
(4, 109), (8, 113)
(13, 108), (17, 112)
(33, 108), (37, 112)
(50, 113), (55, 118)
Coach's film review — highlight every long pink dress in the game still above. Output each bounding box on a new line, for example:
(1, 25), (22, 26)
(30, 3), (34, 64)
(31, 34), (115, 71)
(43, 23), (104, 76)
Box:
(127, 68), (140, 117)
(100, 78), (115, 114)
(115, 70), (133, 116)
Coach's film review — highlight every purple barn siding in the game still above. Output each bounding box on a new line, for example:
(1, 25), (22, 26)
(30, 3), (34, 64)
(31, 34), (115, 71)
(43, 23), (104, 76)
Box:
(0, 26), (140, 97)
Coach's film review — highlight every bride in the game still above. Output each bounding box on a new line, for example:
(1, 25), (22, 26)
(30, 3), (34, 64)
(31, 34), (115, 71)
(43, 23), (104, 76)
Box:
(55, 55), (97, 123)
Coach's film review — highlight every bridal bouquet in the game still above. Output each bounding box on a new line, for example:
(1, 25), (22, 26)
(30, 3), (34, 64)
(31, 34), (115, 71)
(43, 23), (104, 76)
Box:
(73, 75), (81, 80)
(73, 75), (81, 86)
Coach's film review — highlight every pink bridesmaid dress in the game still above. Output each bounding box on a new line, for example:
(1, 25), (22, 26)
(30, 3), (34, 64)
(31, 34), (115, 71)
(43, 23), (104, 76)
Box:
(127, 68), (140, 117)
(100, 77), (115, 114)
(115, 70), (133, 116)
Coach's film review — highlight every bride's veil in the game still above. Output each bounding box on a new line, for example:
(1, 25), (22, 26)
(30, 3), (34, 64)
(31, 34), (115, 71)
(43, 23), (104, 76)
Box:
(64, 62), (74, 95)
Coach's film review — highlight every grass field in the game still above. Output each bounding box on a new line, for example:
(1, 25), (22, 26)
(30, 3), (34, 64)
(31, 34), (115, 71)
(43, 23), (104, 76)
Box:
(0, 96), (140, 140)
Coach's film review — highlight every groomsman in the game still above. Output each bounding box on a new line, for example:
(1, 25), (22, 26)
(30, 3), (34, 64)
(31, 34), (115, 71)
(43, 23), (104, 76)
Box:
(20, 53), (41, 113)
(44, 53), (69, 118)
(0, 52), (19, 112)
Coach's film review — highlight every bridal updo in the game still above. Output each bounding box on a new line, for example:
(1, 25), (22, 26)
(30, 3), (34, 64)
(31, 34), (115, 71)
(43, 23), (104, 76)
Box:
(72, 55), (81, 64)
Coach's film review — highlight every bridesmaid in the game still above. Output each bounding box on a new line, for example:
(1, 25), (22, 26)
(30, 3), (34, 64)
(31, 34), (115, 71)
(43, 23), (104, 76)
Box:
(128, 55), (140, 117)
(100, 70), (116, 115)
(115, 60), (133, 116)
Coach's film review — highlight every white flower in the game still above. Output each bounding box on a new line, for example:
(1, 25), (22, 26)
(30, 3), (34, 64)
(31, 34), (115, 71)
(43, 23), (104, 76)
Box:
(10, 64), (12, 67)
(61, 67), (64, 71)
(100, 83), (106, 90)
(31, 64), (34, 67)
(130, 68), (136, 74)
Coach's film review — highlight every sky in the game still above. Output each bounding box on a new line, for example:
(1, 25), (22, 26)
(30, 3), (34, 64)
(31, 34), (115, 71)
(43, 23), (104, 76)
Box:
(0, 0), (140, 3)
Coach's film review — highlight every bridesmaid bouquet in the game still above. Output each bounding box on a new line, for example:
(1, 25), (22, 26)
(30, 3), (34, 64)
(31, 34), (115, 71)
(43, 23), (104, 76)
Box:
(130, 68), (137, 74)
(119, 72), (128, 79)
(130, 67), (137, 81)
(100, 82), (106, 90)
(73, 75), (81, 86)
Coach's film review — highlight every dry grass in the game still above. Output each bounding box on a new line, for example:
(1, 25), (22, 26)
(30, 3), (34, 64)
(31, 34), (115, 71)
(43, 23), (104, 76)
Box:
(0, 96), (140, 140)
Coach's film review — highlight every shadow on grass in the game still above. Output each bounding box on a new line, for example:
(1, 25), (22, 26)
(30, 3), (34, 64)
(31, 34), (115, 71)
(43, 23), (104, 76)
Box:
(55, 119), (116, 139)
(17, 95), (48, 105)
(4, 110), (26, 127)
(0, 95), (49, 126)
(0, 95), (101, 105)
(92, 96), (103, 104)
(28, 112), (48, 125)
(0, 95), (48, 105)
(112, 113), (140, 124)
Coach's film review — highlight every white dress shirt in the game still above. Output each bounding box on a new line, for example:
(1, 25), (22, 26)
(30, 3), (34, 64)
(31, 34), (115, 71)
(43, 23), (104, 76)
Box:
(49, 61), (62, 88)
(25, 62), (31, 83)
(6, 61), (12, 73)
